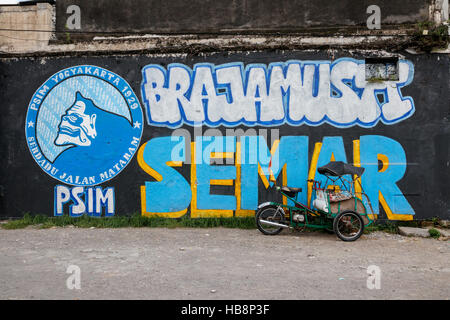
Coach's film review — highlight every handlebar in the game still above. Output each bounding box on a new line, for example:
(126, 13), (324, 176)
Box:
(307, 179), (322, 190)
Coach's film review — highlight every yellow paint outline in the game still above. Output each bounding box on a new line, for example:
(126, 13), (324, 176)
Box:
(166, 161), (183, 167)
(307, 142), (322, 207)
(235, 141), (254, 217)
(377, 154), (389, 172)
(353, 142), (411, 221)
(257, 139), (280, 189)
(190, 141), (233, 218)
(137, 142), (162, 181)
(282, 164), (287, 206)
(379, 191), (413, 221)
(211, 152), (234, 159)
(353, 139), (378, 219)
(209, 151), (235, 186)
(376, 152), (413, 220)
(352, 139), (362, 197)
(138, 142), (187, 217)
(140, 185), (187, 218)
(257, 164), (270, 189)
(210, 179), (234, 186)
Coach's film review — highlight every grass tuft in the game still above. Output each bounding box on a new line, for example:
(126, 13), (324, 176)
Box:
(1, 213), (256, 230)
(2, 214), (446, 236)
(428, 228), (441, 239)
(364, 221), (399, 234)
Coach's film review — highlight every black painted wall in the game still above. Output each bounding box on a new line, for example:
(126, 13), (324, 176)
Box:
(56, 0), (429, 35)
(0, 50), (448, 219)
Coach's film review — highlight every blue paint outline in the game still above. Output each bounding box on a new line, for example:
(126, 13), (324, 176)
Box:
(95, 186), (116, 217)
(25, 65), (144, 187)
(379, 60), (416, 124)
(54, 185), (70, 216)
(69, 186), (86, 217)
(140, 58), (415, 128)
(85, 187), (97, 217)
(53, 185), (116, 217)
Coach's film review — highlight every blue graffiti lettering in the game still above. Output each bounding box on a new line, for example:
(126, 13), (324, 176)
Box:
(141, 58), (415, 128)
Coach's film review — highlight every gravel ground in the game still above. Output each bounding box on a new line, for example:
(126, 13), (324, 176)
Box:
(0, 227), (449, 300)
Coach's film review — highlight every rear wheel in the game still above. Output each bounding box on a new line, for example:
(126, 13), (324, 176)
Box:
(255, 205), (286, 235)
(333, 210), (364, 241)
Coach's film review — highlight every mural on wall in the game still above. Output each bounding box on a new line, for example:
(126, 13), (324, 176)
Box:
(138, 59), (416, 220)
(25, 65), (144, 216)
(24, 59), (418, 220)
(137, 134), (414, 220)
(141, 58), (415, 128)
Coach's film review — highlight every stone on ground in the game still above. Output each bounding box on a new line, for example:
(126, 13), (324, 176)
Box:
(439, 220), (449, 228)
(434, 228), (450, 237)
(398, 227), (430, 238)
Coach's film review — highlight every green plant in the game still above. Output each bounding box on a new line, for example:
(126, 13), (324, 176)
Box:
(414, 20), (449, 51)
(431, 217), (440, 226)
(366, 77), (385, 83)
(428, 228), (441, 239)
(364, 221), (399, 234)
(64, 32), (72, 44)
(417, 20), (434, 32)
(0, 214), (257, 230)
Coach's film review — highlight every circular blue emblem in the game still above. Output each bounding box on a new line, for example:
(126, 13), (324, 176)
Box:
(25, 65), (143, 186)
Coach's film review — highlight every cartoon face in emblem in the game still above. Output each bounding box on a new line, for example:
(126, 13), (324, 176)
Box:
(50, 89), (136, 179)
(55, 92), (98, 147)
(26, 65), (143, 187)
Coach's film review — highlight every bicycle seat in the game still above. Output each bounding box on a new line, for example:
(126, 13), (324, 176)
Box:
(282, 187), (302, 193)
(281, 187), (302, 198)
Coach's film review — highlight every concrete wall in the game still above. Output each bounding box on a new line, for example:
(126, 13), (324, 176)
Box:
(0, 51), (448, 220)
(0, 1), (448, 220)
(2, 1), (448, 55)
(55, 0), (429, 36)
(0, 3), (53, 52)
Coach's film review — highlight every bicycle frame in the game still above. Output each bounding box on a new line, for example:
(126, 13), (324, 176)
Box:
(262, 183), (374, 230)
(261, 160), (375, 231)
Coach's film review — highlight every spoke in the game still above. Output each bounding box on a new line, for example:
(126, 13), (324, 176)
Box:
(337, 214), (361, 237)
(351, 219), (360, 228)
(259, 208), (285, 233)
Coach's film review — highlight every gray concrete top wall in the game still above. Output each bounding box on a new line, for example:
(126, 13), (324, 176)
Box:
(0, 3), (53, 51)
(56, 0), (430, 35)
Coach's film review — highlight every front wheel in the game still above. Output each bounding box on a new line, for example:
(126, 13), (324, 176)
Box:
(333, 210), (364, 241)
(255, 205), (286, 235)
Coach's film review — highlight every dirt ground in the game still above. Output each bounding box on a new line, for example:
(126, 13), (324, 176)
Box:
(0, 227), (448, 300)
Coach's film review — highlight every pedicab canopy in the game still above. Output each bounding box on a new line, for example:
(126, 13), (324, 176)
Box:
(317, 161), (365, 177)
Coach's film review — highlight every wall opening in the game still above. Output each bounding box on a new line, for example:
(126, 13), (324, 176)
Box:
(365, 57), (399, 81)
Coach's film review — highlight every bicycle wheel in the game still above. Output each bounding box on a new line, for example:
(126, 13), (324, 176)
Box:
(333, 210), (364, 241)
(255, 205), (286, 235)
